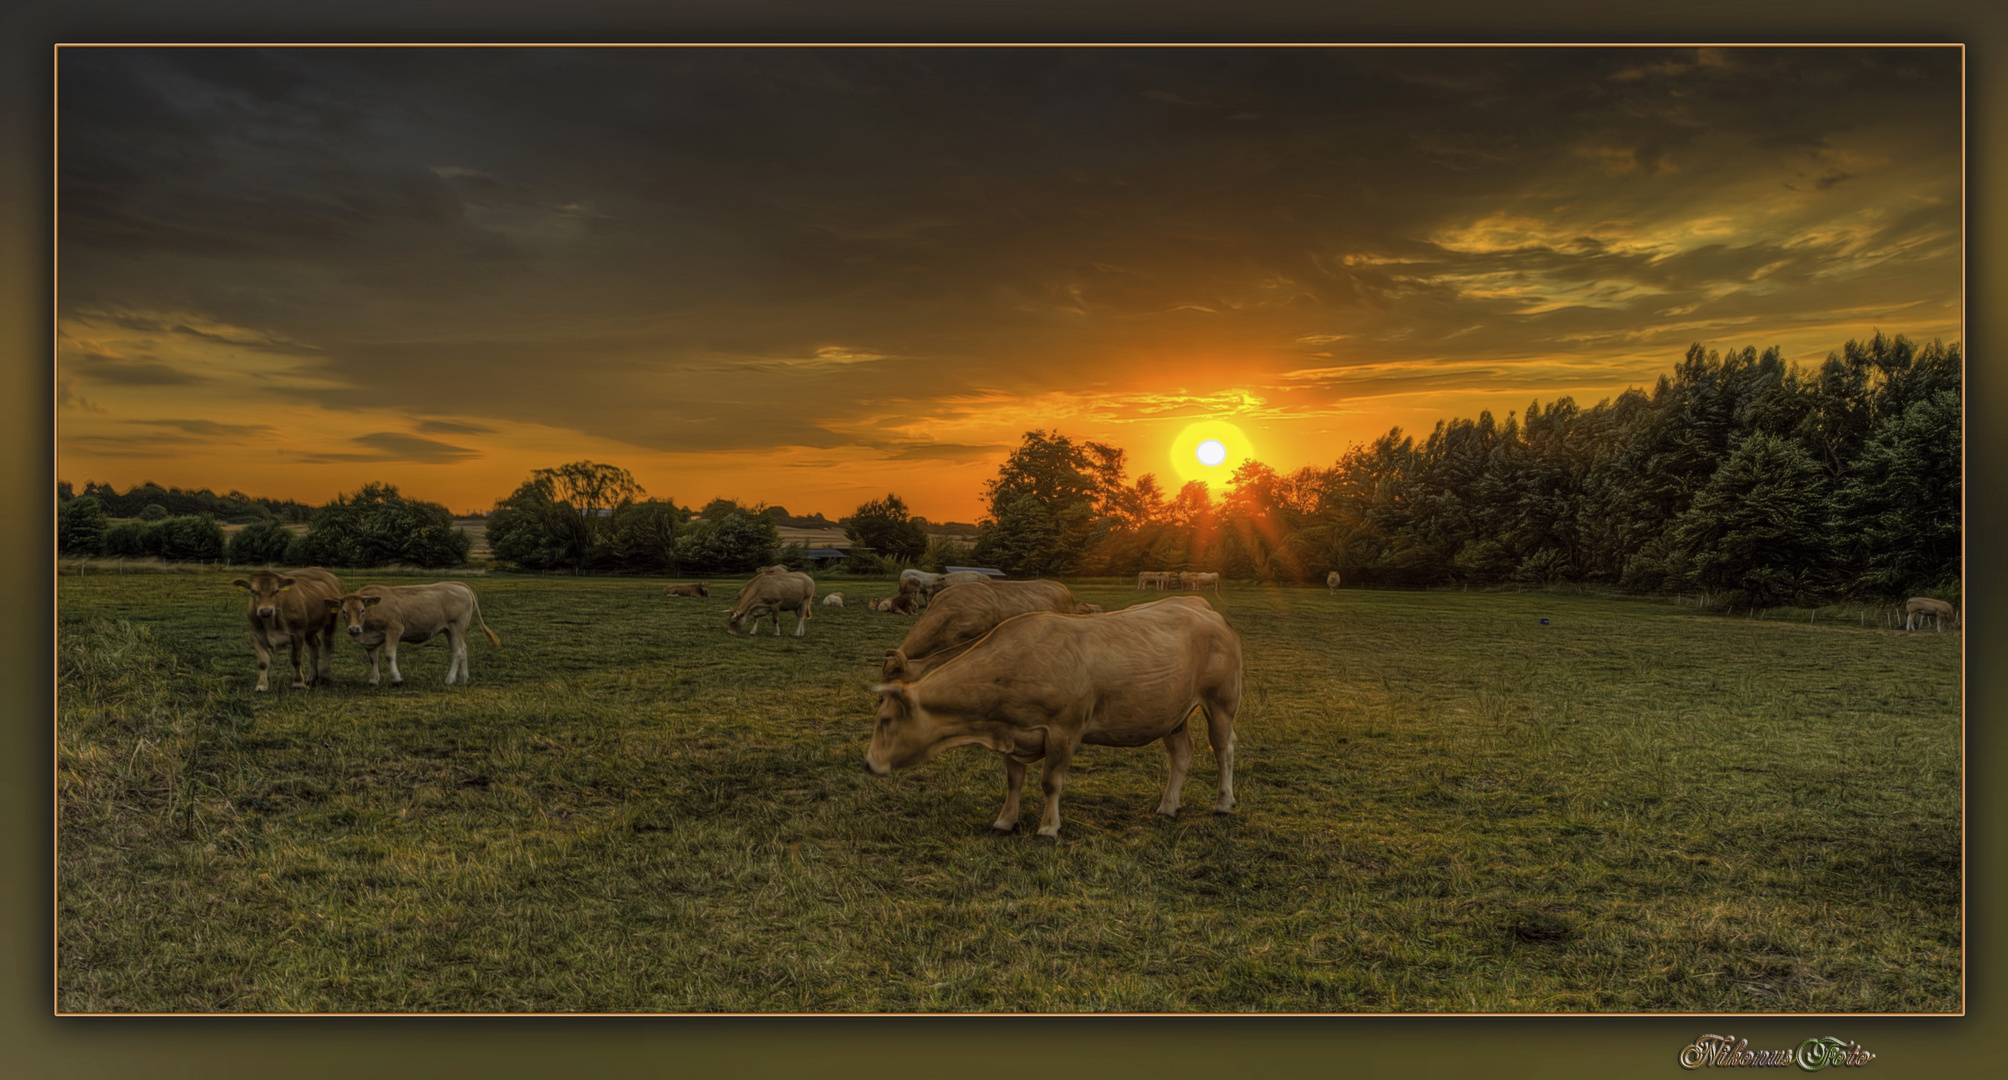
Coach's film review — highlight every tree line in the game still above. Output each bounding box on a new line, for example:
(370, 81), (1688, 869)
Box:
(55, 333), (1960, 601)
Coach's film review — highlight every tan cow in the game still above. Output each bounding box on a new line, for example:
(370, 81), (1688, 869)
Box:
(1905, 596), (1957, 632)
(899, 569), (945, 596)
(728, 570), (816, 636)
(231, 567), (344, 691)
(326, 582), (500, 685)
(1188, 571), (1221, 594)
(757, 564), (790, 575)
(866, 596), (1243, 839)
(1327, 570), (1342, 593)
(881, 579), (1076, 681)
(822, 593), (845, 607)
(871, 594), (919, 614)
(663, 582), (710, 598)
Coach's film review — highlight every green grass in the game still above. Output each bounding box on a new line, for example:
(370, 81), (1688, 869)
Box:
(56, 573), (1962, 1013)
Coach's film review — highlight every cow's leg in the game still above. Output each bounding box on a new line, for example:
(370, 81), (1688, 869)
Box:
(365, 644), (383, 686)
(250, 632), (272, 692)
(314, 623), (335, 684)
(445, 625), (467, 684)
(1157, 720), (1194, 816)
(1035, 738), (1078, 839)
(794, 602), (810, 637)
(384, 624), (404, 685)
(992, 758), (1028, 834)
(288, 635), (309, 689)
(1204, 703), (1237, 814)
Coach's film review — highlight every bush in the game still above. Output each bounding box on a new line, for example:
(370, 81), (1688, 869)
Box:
(294, 483), (470, 569)
(921, 535), (973, 573)
(58, 496), (109, 557)
(154, 516), (225, 562)
(103, 521), (155, 558)
(603, 500), (688, 573)
(138, 504), (169, 522)
(672, 507), (780, 574)
(227, 520), (295, 566)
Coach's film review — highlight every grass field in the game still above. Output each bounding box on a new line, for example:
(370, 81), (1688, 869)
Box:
(55, 571), (1962, 1013)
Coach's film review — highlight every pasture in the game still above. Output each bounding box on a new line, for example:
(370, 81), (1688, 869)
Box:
(56, 573), (1962, 1013)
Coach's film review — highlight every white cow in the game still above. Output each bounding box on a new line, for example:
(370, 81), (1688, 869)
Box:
(326, 582), (500, 686)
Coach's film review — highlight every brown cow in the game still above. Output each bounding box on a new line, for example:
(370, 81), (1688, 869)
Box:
(866, 596), (1243, 839)
(662, 582), (710, 598)
(1327, 570), (1342, 593)
(1905, 596), (1957, 632)
(880, 579), (1076, 682)
(871, 594), (919, 614)
(327, 582), (500, 686)
(231, 567), (344, 691)
(728, 570), (816, 636)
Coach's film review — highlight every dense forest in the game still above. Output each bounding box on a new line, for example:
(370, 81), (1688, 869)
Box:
(56, 334), (1960, 603)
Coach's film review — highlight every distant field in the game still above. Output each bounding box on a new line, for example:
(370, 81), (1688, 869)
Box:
(55, 573), (1962, 1013)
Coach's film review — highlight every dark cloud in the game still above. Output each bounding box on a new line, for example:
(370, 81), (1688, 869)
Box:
(294, 432), (480, 464)
(75, 354), (208, 385)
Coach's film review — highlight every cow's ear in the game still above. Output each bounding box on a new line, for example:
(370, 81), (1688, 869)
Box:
(277, 576), (296, 591)
(231, 578), (251, 590)
(323, 598), (342, 610)
(869, 682), (909, 702)
(363, 595), (382, 608)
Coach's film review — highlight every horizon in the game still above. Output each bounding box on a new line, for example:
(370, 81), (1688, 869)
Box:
(57, 46), (1962, 522)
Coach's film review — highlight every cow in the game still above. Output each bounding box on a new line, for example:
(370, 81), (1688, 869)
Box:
(1074, 603), (1105, 614)
(1327, 570), (1342, 593)
(823, 593), (845, 607)
(1188, 572), (1222, 594)
(871, 594), (919, 614)
(900, 569), (946, 596)
(728, 570), (816, 636)
(865, 596), (1243, 839)
(757, 564), (790, 575)
(1905, 596), (1957, 632)
(1137, 571), (1171, 590)
(1136, 571), (1154, 590)
(663, 582), (711, 598)
(881, 578), (1077, 682)
(325, 582), (500, 686)
(231, 567), (344, 691)
(1163, 572), (1185, 591)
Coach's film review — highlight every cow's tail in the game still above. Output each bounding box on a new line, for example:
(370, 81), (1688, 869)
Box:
(472, 594), (502, 647)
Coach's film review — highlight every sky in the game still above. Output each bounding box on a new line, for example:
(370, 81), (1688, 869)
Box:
(56, 45), (1963, 520)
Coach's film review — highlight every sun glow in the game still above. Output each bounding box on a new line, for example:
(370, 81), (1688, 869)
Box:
(1170, 420), (1254, 484)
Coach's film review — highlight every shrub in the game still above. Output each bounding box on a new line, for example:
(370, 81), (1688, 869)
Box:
(58, 496), (109, 557)
(103, 521), (157, 558)
(294, 483), (470, 569)
(227, 520), (295, 566)
(154, 516), (225, 562)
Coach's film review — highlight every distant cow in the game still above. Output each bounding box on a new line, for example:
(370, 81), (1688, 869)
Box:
(881, 578), (1077, 682)
(899, 569), (945, 596)
(823, 593), (845, 607)
(1188, 572), (1221, 594)
(1327, 571), (1342, 593)
(1905, 597), (1957, 632)
(728, 570), (817, 636)
(871, 594), (919, 614)
(1074, 603), (1105, 614)
(757, 564), (790, 575)
(866, 596), (1243, 838)
(663, 582), (710, 598)
(231, 567), (344, 691)
(326, 581), (500, 686)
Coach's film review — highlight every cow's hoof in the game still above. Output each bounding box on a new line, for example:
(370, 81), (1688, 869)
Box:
(1035, 830), (1061, 841)
(254, 686), (268, 693)
(988, 824), (1018, 837)
(1213, 808), (1235, 817)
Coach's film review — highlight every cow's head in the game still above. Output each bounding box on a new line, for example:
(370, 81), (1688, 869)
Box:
(726, 604), (762, 634)
(232, 571), (297, 620)
(864, 681), (939, 775)
(324, 592), (383, 637)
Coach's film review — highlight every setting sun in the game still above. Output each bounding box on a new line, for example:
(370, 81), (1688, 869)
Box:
(1170, 420), (1255, 484)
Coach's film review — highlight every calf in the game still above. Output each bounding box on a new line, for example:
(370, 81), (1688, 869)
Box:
(663, 582), (710, 598)
(327, 582), (501, 686)
(823, 593), (846, 607)
(231, 567), (344, 691)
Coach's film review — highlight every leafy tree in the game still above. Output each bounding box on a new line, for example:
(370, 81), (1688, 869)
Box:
(604, 499), (690, 573)
(1834, 389), (1961, 596)
(57, 495), (109, 556)
(103, 521), (154, 558)
(975, 493), (1062, 576)
(973, 430), (1130, 575)
(139, 503), (169, 522)
(845, 493), (928, 562)
(1667, 433), (1832, 607)
(672, 503), (780, 574)
(294, 483), (470, 569)
(155, 515), (226, 562)
(227, 520), (296, 565)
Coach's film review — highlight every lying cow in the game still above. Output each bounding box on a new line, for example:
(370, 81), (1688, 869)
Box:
(870, 594), (919, 614)
(232, 567), (344, 691)
(1327, 570), (1342, 593)
(1074, 603), (1104, 614)
(866, 596), (1243, 839)
(881, 578), (1076, 682)
(326, 582), (501, 686)
(823, 593), (845, 607)
(1906, 596), (1957, 632)
(728, 570), (816, 636)
(899, 569), (945, 597)
(663, 582), (710, 598)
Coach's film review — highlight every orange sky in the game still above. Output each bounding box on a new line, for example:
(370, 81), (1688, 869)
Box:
(57, 46), (1962, 520)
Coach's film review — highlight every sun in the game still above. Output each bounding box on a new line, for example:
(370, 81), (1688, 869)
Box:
(1170, 420), (1254, 484)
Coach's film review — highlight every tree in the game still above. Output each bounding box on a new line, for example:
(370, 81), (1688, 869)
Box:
(155, 515), (226, 562)
(294, 483), (470, 569)
(1834, 389), (1961, 596)
(976, 493), (1062, 576)
(57, 495), (109, 556)
(974, 430), (1131, 575)
(1667, 433), (1832, 607)
(605, 499), (690, 573)
(844, 493), (928, 563)
(672, 503), (780, 574)
(227, 520), (295, 565)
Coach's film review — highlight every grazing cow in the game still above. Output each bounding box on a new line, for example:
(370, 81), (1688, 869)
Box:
(326, 582), (500, 686)
(1188, 572), (1222, 594)
(1136, 571), (1153, 590)
(823, 593), (845, 607)
(663, 582), (711, 598)
(866, 596), (1243, 839)
(1327, 571), (1342, 593)
(881, 579), (1077, 681)
(757, 564), (790, 575)
(231, 567), (344, 691)
(1905, 596), (1957, 632)
(728, 570), (816, 636)
(1074, 603), (1105, 614)
(871, 594), (919, 614)
(900, 569), (946, 595)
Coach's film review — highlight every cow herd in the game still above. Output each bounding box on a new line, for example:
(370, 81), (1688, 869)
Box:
(230, 568), (501, 691)
(1133, 570), (1223, 594)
